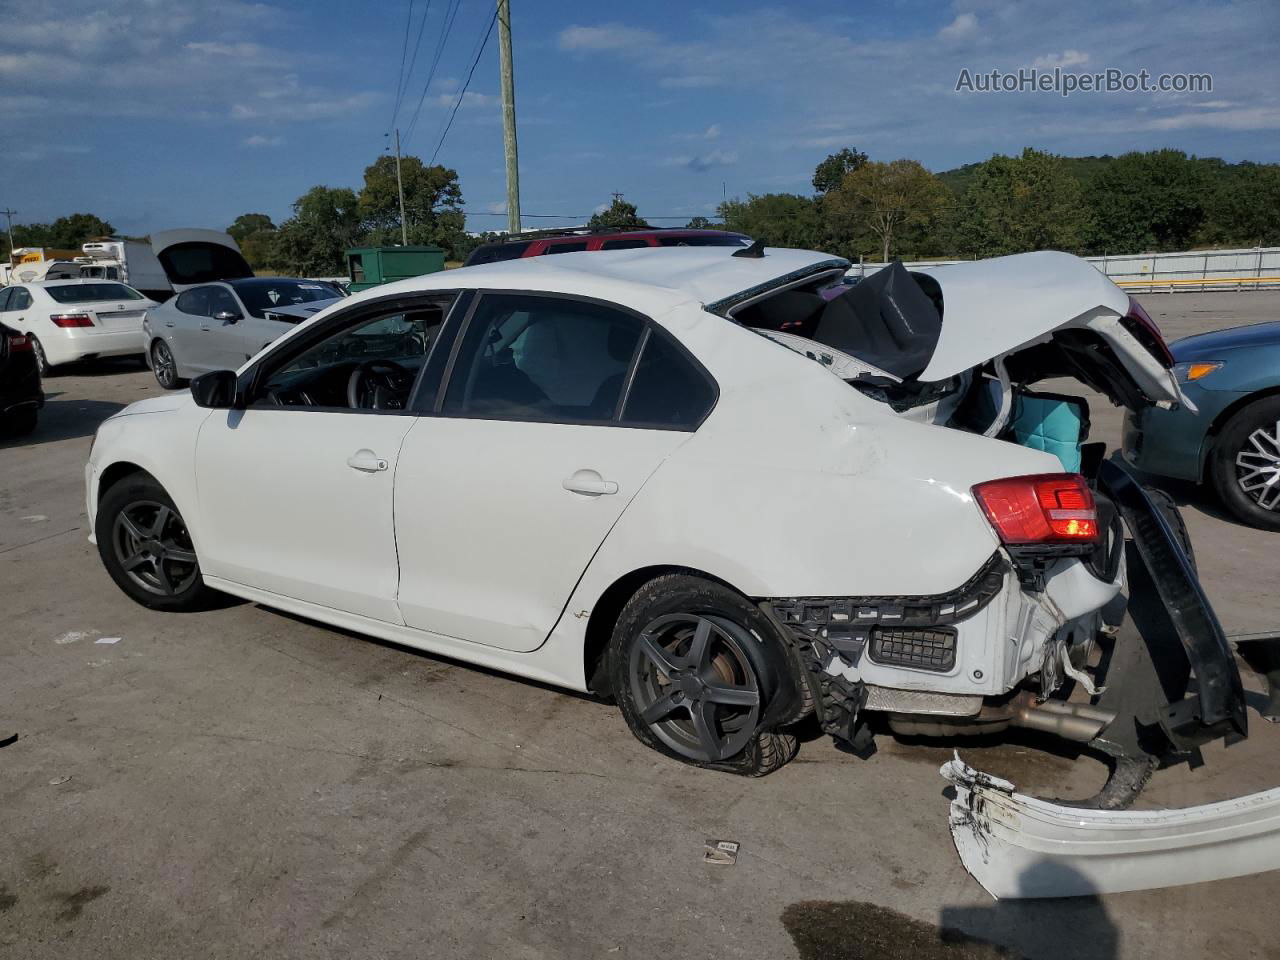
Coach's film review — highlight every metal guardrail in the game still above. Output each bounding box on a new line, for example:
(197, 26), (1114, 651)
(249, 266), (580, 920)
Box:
(856, 246), (1280, 293)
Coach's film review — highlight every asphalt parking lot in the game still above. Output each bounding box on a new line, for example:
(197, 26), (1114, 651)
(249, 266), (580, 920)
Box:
(2, 291), (1279, 960)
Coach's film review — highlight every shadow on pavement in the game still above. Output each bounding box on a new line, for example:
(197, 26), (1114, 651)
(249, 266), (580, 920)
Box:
(0, 397), (125, 447)
(783, 864), (1116, 960)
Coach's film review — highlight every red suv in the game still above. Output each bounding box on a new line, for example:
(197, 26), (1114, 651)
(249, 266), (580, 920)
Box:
(463, 228), (752, 266)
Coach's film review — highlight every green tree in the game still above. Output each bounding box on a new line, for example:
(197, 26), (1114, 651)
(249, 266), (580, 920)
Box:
(1201, 163), (1280, 247)
(273, 186), (361, 275)
(717, 193), (823, 249)
(824, 160), (950, 262)
(4, 213), (114, 258)
(358, 155), (467, 257)
(227, 213), (275, 246)
(685, 215), (717, 229)
(227, 214), (278, 272)
(588, 196), (649, 229)
(1088, 149), (1211, 252)
(950, 148), (1092, 258)
(812, 147), (868, 194)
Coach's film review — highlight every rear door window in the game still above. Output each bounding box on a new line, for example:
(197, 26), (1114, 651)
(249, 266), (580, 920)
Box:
(0, 288), (12, 311)
(600, 238), (650, 250)
(175, 287), (212, 316)
(8, 288), (32, 311)
(441, 294), (643, 423)
(543, 241), (589, 255)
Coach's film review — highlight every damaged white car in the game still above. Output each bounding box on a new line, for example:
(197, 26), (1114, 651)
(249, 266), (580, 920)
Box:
(85, 244), (1249, 800)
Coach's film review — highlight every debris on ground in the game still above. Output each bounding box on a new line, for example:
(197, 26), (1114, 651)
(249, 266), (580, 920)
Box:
(703, 839), (739, 865)
(48, 775), (72, 786)
(54, 631), (92, 645)
(95, 637), (121, 645)
(0, 734), (17, 748)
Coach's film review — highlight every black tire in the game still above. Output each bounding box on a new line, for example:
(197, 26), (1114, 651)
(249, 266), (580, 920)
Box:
(607, 574), (801, 776)
(30, 337), (54, 377)
(3, 407), (38, 437)
(151, 340), (186, 390)
(96, 474), (216, 611)
(1209, 396), (1280, 532)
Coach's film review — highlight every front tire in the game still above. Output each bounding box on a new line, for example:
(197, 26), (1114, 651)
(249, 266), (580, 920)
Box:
(607, 574), (800, 776)
(1210, 397), (1280, 532)
(96, 474), (215, 611)
(151, 340), (186, 390)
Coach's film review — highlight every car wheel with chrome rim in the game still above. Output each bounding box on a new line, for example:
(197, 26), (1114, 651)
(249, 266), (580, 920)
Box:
(1210, 396), (1280, 532)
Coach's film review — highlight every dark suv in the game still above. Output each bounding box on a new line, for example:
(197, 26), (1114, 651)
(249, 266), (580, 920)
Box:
(464, 228), (752, 267)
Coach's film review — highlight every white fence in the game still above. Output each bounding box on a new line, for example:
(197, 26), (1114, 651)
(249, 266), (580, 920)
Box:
(854, 246), (1280, 292)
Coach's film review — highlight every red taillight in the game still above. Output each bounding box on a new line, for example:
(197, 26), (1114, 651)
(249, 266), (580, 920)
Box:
(1122, 297), (1174, 369)
(50, 313), (94, 328)
(972, 473), (1099, 544)
(7, 333), (32, 352)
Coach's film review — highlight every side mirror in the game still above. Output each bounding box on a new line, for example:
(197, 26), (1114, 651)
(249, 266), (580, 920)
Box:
(213, 310), (241, 324)
(190, 369), (241, 409)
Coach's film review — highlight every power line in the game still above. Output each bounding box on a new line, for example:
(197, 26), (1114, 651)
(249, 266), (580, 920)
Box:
(396, 0), (434, 126)
(389, 0), (415, 129)
(428, 7), (498, 166)
(402, 0), (465, 146)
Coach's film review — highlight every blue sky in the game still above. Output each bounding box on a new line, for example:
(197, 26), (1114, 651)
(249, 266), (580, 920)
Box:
(2, 0), (1278, 236)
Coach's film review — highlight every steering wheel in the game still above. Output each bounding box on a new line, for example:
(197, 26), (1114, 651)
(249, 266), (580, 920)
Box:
(347, 358), (414, 410)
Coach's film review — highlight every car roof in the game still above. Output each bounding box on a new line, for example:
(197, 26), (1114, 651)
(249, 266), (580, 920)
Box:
(371, 246), (849, 314)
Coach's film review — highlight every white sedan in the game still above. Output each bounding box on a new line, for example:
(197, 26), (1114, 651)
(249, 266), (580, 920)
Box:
(0, 280), (156, 374)
(85, 246), (1246, 785)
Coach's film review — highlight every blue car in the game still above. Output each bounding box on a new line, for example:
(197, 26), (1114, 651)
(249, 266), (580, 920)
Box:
(1123, 321), (1280, 530)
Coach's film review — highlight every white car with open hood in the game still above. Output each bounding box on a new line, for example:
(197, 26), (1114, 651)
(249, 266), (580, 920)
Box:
(84, 245), (1248, 796)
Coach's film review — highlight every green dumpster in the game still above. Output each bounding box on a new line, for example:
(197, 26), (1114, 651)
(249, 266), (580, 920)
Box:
(346, 245), (445, 292)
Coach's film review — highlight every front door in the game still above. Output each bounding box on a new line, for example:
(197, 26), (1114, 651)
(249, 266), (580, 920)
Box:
(394, 293), (715, 652)
(193, 298), (451, 622)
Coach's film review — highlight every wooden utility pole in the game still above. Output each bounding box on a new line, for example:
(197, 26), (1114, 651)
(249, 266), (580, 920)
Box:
(1, 208), (16, 263)
(391, 128), (407, 245)
(497, 0), (520, 235)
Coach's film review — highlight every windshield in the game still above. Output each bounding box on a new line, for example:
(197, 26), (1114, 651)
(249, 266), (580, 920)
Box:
(232, 280), (341, 319)
(45, 283), (144, 304)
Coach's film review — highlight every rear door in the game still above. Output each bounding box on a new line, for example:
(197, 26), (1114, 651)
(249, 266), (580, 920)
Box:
(394, 292), (713, 652)
(168, 287), (216, 373)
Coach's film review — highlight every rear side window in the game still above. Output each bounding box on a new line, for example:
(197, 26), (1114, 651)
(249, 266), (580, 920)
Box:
(8, 288), (32, 311)
(464, 241), (533, 266)
(543, 241), (589, 255)
(45, 283), (143, 303)
(621, 330), (717, 429)
(443, 294), (643, 423)
(175, 288), (211, 316)
(0, 288), (11, 311)
(601, 238), (650, 250)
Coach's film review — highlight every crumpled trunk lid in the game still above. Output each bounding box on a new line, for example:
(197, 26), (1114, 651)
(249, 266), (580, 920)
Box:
(913, 251), (1187, 409)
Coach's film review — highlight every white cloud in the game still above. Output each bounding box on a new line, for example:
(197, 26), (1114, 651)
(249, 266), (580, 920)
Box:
(662, 149), (738, 172)
(484, 201), (507, 214)
(1031, 49), (1090, 69)
(704, 123), (721, 140)
(231, 91), (378, 121)
(659, 74), (721, 89)
(940, 12), (978, 40)
(558, 24), (660, 52)
(1143, 106), (1280, 132)
(242, 134), (283, 147)
(430, 91), (500, 109)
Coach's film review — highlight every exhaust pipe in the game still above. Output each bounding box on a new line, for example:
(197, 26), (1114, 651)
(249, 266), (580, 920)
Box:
(1010, 697), (1113, 742)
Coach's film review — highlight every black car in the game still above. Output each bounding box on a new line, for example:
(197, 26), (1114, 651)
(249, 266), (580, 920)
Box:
(1, 320), (43, 436)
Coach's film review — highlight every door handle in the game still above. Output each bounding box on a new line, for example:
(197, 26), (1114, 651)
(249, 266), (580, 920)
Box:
(562, 469), (618, 496)
(165, 321), (175, 328)
(347, 449), (389, 473)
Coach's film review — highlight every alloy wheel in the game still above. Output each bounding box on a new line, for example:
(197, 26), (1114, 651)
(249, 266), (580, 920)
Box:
(111, 500), (199, 596)
(629, 613), (762, 762)
(1235, 419), (1280, 512)
(152, 342), (177, 388)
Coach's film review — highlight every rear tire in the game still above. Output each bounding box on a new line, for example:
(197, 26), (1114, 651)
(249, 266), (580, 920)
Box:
(607, 574), (800, 776)
(96, 474), (216, 611)
(1209, 397), (1280, 532)
(30, 337), (54, 377)
(151, 340), (186, 390)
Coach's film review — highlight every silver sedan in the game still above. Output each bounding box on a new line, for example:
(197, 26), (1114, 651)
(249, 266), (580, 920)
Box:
(143, 277), (343, 389)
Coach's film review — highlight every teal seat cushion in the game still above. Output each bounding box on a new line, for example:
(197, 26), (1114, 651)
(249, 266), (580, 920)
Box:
(1009, 392), (1089, 472)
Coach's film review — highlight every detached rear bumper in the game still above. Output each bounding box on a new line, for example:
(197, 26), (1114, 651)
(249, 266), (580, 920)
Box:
(941, 755), (1280, 899)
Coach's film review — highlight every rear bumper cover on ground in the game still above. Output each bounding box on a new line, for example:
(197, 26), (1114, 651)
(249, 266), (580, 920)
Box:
(941, 755), (1280, 899)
